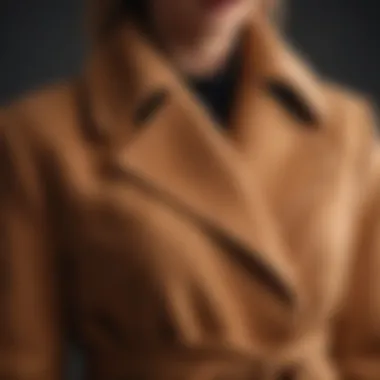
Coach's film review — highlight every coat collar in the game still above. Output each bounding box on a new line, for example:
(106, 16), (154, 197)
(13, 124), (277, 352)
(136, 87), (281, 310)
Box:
(246, 16), (327, 122)
(83, 15), (327, 144)
(81, 15), (328, 314)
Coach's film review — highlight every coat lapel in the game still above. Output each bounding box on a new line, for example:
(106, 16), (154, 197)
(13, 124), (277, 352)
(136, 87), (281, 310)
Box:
(83, 17), (327, 310)
(231, 17), (327, 150)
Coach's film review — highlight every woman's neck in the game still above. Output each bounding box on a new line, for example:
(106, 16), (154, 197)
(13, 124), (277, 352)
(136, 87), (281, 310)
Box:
(150, 12), (242, 78)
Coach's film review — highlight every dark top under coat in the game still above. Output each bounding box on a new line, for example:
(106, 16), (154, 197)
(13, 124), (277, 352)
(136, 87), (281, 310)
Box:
(125, 0), (243, 128)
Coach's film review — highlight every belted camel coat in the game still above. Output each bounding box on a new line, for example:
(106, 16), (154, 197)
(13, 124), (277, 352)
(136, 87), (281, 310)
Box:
(1, 2), (380, 379)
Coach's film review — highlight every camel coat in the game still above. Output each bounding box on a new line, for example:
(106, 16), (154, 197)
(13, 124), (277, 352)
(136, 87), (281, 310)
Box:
(1, 5), (380, 380)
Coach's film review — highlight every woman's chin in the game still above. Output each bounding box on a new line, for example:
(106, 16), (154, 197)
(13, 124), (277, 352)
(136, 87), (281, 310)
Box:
(198, 0), (252, 30)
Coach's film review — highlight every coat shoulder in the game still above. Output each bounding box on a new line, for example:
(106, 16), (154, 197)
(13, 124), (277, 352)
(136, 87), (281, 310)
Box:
(0, 81), (80, 152)
(323, 82), (377, 133)
(0, 81), (83, 203)
(320, 81), (378, 154)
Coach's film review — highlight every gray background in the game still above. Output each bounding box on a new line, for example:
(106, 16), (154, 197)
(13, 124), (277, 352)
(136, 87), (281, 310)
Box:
(0, 0), (379, 378)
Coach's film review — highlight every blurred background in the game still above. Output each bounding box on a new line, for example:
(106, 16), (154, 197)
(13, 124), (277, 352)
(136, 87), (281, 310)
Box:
(0, 0), (379, 107)
(0, 0), (379, 378)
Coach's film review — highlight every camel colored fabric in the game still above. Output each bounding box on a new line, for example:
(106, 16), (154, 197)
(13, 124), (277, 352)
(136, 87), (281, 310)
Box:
(1, 6), (380, 380)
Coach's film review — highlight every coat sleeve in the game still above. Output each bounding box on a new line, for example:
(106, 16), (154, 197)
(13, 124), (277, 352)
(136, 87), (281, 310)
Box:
(332, 102), (380, 380)
(0, 112), (63, 379)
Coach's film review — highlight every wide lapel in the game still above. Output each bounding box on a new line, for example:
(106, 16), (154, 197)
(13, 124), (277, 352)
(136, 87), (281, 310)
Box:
(84, 19), (304, 308)
(231, 16), (328, 150)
